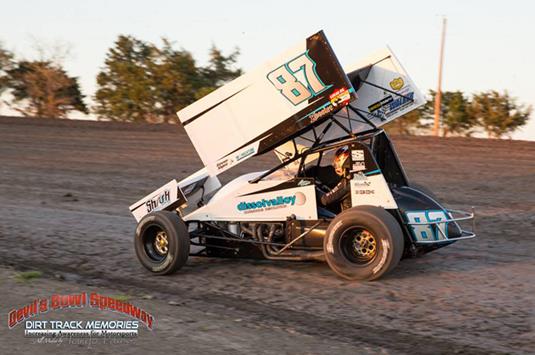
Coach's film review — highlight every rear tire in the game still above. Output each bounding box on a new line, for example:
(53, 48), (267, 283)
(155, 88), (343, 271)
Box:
(324, 206), (404, 281)
(135, 211), (190, 275)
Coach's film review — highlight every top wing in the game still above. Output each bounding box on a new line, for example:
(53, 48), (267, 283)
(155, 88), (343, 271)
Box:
(285, 47), (426, 152)
(177, 30), (356, 176)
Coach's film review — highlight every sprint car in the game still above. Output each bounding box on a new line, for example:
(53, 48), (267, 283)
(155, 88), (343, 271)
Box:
(129, 31), (475, 280)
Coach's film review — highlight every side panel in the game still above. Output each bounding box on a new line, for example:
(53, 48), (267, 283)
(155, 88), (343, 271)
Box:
(129, 169), (221, 222)
(405, 210), (450, 242)
(129, 180), (187, 222)
(185, 178), (318, 221)
(391, 186), (462, 243)
(348, 142), (397, 209)
(338, 47), (426, 131)
(178, 31), (355, 176)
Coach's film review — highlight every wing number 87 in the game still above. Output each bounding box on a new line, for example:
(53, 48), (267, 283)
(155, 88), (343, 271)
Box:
(267, 52), (330, 106)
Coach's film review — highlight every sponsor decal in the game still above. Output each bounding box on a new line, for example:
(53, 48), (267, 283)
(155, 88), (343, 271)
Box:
(352, 172), (371, 186)
(329, 87), (351, 107)
(326, 233), (335, 254)
(330, 220), (344, 236)
(355, 189), (375, 195)
(309, 104), (335, 123)
(237, 192), (306, 214)
(297, 179), (311, 187)
(405, 210), (449, 241)
(353, 180), (371, 187)
(351, 149), (364, 161)
(353, 172), (368, 181)
(388, 91), (414, 113)
(267, 52), (331, 106)
(368, 95), (394, 113)
(368, 91), (415, 120)
(216, 159), (229, 171)
(236, 147), (256, 162)
(372, 239), (390, 274)
(351, 161), (366, 172)
(389, 77), (404, 91)
(145, 189), (171, 213)
(215, 145), (255, 174)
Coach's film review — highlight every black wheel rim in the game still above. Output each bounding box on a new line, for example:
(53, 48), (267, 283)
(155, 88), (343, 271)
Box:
(339, 227), (378, 264)
(143, 224), (169, 262)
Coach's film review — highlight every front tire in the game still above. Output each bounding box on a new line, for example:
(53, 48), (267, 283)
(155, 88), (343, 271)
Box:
(135, 211), (190, 275)
(324, 206), (404, 281)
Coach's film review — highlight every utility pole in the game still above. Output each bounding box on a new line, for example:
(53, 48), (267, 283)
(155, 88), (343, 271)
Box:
(433, 17), (447, 136)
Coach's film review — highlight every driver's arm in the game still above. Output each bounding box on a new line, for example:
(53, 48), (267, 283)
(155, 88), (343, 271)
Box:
(320, 177), (350, 206)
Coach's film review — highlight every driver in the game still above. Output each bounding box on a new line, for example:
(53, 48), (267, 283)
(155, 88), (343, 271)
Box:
(318, 146), (352, 210)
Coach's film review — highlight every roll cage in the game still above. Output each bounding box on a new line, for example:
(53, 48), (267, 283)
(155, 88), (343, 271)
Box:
(250, 109), (409, 189)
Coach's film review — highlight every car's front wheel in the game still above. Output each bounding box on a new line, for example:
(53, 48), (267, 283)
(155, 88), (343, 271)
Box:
(135, 211), (190, 275)
(324, 205), (404, 280)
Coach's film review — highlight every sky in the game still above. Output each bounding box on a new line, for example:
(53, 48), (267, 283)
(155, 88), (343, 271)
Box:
(1, 0), (534, 140)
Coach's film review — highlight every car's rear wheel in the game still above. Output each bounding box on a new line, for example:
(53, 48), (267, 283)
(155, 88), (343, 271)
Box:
(135, 211), (190, 275)
(324, 205), (404, 280)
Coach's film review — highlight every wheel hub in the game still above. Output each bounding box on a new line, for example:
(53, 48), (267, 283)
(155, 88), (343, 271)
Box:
(352, 230), (376, 259)
(154, 231), (169, 255)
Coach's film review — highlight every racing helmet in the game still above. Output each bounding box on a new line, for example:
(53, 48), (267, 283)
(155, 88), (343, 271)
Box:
(333, 146), (350, 176)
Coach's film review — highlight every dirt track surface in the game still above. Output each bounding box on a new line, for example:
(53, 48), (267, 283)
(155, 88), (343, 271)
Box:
(0, 116), (534, 354)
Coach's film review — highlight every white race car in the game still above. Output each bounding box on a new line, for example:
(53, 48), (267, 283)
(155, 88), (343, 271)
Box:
(129, 31), (475, 280)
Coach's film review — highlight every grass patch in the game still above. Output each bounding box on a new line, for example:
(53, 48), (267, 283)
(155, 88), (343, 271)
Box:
(15, 271), (43, 282)
(112, 294), (130, 302)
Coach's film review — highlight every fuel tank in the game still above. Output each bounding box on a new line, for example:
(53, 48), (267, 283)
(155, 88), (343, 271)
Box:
(286, 219), (330, 248)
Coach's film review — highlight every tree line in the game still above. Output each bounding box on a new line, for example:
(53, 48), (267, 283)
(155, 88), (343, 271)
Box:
(0, 36), (531, 138)
(0, 35), (241, 122)
(385, 90), (532, 138)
